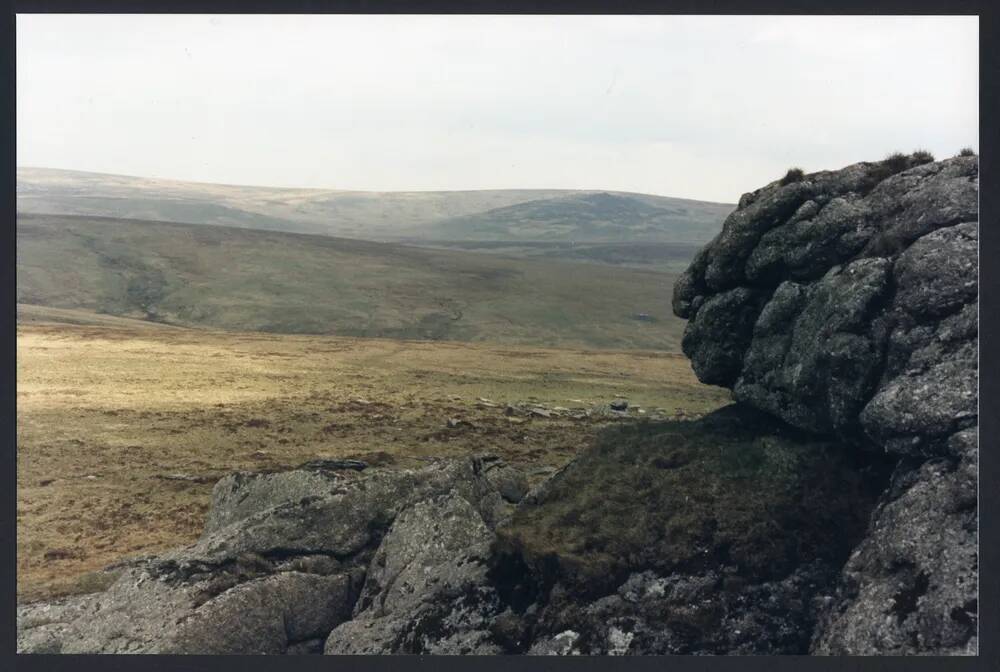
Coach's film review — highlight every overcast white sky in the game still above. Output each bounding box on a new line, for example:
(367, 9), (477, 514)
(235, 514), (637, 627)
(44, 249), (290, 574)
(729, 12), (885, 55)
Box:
(17, 14), (978, 202)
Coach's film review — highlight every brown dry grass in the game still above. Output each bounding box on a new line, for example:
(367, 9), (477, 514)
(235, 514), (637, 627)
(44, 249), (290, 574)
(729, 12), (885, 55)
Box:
(16, 315), (728, 603)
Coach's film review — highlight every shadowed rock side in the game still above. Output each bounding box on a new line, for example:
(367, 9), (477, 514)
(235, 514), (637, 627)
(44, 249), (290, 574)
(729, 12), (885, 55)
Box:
(490, 405), (891, 654)
(812, 430), (978, 655)
(672, 154), (978, 654)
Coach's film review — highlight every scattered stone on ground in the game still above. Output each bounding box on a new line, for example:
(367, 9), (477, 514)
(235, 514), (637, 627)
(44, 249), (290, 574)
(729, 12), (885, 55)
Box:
(155, 473), (221, 484)
(296, 459), (368, 473)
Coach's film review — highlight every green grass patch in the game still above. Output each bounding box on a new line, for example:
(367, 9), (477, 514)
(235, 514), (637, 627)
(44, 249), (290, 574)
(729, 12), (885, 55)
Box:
(495, 404), (889, 597)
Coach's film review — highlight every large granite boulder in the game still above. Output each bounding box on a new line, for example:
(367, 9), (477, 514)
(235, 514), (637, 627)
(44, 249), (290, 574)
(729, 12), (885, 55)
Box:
(672, 153), (978, 655)
(674, 154), (978, 450)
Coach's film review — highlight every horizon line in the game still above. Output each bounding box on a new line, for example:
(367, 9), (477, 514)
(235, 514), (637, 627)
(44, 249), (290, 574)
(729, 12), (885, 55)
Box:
(15, 165), (739, 205)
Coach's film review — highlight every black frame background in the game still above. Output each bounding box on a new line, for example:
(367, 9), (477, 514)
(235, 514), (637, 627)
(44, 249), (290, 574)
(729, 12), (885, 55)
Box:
(1, 2), (995, 671)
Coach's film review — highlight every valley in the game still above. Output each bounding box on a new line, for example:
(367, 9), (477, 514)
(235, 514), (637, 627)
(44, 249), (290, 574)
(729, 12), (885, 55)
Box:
(18, 213), (689, 350)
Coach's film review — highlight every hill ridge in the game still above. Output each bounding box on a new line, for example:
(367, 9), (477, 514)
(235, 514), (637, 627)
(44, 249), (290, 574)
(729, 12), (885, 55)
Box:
(17, 166), (733, 202)
(18, 167), (734, 244)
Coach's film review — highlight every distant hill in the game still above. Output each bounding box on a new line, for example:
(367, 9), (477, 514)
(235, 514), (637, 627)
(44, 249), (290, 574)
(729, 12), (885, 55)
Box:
(17, 167), (734, 245)
(17, 213), (689, 351)
(409, 191), (734, 243)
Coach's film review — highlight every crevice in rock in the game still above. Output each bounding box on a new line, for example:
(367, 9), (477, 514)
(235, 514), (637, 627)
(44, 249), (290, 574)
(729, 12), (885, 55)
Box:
(891, 570), (929, 623)
(950, 598), (977, 629)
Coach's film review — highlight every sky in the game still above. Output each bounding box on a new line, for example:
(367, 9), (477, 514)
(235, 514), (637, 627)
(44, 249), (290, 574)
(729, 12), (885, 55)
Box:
(17, 14), (978, 203)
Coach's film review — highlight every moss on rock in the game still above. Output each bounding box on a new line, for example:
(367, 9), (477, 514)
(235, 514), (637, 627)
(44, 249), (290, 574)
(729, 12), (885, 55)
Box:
(494, 404), (889, 597)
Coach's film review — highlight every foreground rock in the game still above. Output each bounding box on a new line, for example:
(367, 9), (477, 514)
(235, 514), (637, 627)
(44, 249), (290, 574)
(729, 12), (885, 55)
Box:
(18, 407), (891, 656)
(672, 153), (979, 654)
(17, 456), (520, 654)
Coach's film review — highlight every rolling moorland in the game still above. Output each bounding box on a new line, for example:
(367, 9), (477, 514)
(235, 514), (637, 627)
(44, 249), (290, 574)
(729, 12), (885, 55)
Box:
(408, 191), (727, 243)
(16, 169), (734, 602)
(17, 167), (735, 245)
(404, 240), (704, 272)
(16, 314), (729, 601)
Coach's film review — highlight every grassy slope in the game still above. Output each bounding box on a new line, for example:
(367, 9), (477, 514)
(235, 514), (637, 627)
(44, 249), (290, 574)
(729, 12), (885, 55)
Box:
(17, 304), (188, 330)
(17, 167), (733, 243)
(18, 213), (686, 350)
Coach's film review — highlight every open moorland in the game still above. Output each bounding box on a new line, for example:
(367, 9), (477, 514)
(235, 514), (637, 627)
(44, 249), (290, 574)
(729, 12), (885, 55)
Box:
(17, 312), (729, 602)
(15, 170), (731, 607)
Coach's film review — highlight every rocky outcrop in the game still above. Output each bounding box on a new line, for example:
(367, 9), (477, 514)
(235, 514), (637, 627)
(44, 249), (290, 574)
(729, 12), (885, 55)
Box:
(672, 153), (978, 654)
(18, 408), (895, 656)
(519, 561), (843, 655)
(17, 456), (522, 654)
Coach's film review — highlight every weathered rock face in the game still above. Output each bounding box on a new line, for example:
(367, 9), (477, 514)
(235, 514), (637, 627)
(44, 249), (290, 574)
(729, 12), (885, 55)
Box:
(672, 154), (978, 655)
(171, 455), (507, 569)
(324, 492), (503, 654)
(16, 542), (366, 655)
(16, 456), (522, 654)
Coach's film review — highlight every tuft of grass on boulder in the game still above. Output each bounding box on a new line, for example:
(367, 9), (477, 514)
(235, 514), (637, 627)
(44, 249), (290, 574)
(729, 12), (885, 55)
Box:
(779, 167), (806, 186)
(882, 152), (911, 174)
(958, 147), (977, 157)
(865, 150), (928, 190)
